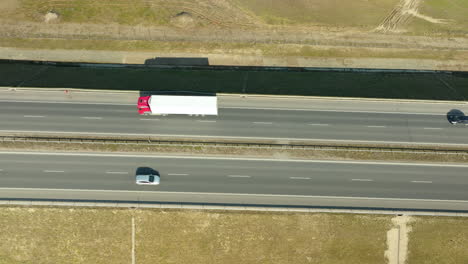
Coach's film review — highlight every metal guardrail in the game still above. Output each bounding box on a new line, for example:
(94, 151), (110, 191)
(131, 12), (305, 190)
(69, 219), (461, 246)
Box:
(2, 135), (468, 155)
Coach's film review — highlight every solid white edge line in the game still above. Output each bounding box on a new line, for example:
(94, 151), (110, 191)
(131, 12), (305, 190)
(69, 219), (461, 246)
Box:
(1, 187), (468, 203)
(0, 129), (464, 147)
(43, 170), (65, 173)
(223, 106), (446, 116)
(367, 126), (386, 128)
(253, 122), (273, 124)
(228, 175), (251, 178)
(2, 151), (468, 167)
(351, 179), (374, 182)
(197, 120), (216, 123)
(423, 127), (443, 130)
(140, 118), (160, 121)
(308, 124), (329, 126)
(290, 177), (311, 180)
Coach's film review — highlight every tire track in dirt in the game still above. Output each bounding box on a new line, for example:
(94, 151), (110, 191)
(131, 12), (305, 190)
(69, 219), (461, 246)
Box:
(375, 0), (450, 33)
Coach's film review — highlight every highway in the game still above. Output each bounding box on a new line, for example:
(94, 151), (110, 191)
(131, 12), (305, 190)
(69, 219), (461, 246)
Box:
(1, 152), (468, 208)
(0, 99), (467, 145)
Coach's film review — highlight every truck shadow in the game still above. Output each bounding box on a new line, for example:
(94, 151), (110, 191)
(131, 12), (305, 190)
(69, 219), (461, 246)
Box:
(144, 57), (209, 66)
(139, 90), (216, 97)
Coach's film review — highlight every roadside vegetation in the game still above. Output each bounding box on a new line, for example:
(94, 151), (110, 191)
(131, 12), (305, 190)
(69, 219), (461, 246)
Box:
(1, 206), (468, 264)
(0, 206), (391, 264)
(0, 0), (467, 70)
(2, 139), (468, 164)
(407, 216), (468, 264)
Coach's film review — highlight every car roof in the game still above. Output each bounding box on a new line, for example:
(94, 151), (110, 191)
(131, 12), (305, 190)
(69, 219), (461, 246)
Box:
(136, 174), (160, 183)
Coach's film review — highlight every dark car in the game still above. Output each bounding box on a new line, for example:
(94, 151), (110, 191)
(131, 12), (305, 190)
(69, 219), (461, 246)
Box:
(448, 114), (468, 125)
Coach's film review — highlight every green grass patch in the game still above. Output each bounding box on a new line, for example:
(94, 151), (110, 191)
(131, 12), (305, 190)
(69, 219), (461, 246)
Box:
(408, 216), (468, 264)
(231, 0), (398, 28)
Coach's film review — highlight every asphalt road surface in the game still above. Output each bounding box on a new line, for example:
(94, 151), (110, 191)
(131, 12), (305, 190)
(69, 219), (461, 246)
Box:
(0, 100), (466, 145)
(1, 152), (468, 202)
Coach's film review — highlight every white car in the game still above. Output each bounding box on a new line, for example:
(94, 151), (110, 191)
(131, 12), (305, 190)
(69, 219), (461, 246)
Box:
(136, 174), (160, 185)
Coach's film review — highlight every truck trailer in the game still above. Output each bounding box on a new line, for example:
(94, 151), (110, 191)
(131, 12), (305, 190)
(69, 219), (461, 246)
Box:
(137, 95), (218, 116)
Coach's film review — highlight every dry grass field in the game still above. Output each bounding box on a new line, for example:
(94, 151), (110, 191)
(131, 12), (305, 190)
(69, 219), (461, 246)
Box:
(0, 206), (392, 264)
(0, 0), (467, 69)
(1, 207), (468, 264)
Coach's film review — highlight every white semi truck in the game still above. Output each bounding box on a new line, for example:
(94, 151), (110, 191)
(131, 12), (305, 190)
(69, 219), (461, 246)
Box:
(137, 95), (218, 116)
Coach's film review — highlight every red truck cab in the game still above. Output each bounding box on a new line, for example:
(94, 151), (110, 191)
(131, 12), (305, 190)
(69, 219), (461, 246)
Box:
(137, 96), (151, 115)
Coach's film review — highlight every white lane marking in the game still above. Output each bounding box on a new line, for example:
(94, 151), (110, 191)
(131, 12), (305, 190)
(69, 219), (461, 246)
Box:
(423, 127), (442, 130)
(308, 123), (329, 126)
(43, 170), (64, 173)
(253, 122), (273, 125)
(411, 181), (432, 184)
(228, 175), (251, 178)
(351, 179), (374, 182)
(81, 117), (102, 120)
(223, 106), (447, 116)
(168, 173), (189, 176)
(0, 187), (468, 203)
(5, 187), (468, 203)
(290, 177), (311, 180)
(367, 125), (386, 128)
(106, 171), (129, 174)
(197, 120), (216, 123)
(3, 151), (468, 167)
(1, 129), (466, 147)
(140, 118), (160, 121)
(24, 115), (45, 118)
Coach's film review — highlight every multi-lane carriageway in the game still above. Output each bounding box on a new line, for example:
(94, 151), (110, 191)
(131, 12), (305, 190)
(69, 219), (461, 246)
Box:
(0, 90), (467, 145)
(0, 89), (468, 210)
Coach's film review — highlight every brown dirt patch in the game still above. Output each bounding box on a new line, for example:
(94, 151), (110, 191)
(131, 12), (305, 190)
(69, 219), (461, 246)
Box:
(0, 0), (19, 12)
(170, 11), (196, 28)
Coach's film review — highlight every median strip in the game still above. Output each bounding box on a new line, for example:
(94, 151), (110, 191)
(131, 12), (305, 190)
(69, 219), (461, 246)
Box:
(1, 132), (468, 164)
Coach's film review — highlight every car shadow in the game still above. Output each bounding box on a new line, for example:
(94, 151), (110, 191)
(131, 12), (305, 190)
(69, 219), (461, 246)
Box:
(447, 109), (465, 123)
(135, 167), (160, 176)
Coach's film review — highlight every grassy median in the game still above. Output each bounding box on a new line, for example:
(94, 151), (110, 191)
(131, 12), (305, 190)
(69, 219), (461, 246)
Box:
(1, 140), (468, 163)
